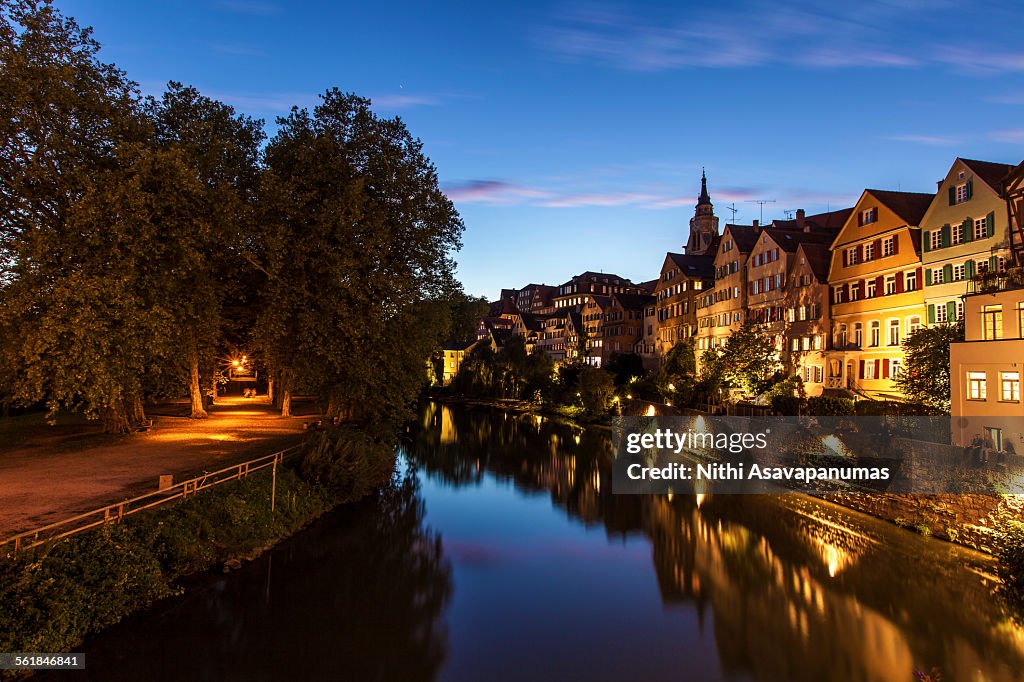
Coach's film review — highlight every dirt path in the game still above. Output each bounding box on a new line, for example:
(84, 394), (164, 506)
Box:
(0, 397), (311, 536)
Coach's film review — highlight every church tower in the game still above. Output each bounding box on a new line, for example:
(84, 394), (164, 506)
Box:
(684, 169), (719, 255)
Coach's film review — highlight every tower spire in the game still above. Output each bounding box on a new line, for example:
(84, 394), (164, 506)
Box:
(684, 168), (719, 255)
(698, 167), (711, 205)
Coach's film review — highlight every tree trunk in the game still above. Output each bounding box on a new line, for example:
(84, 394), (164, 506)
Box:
(281, 389), (292, 417)
(189, 357), (208, 419)
(209, 372), (218, 405)
(129, 394), (146, 425)
(101, 400), (131, 434)
(267, 374), (275, 403)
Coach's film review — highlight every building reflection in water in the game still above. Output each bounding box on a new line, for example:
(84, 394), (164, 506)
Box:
(410, 402), (1024, 682)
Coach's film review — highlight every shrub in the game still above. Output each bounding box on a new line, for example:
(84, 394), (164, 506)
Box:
(300, 426), (396, 503)
(806, 396), (854, 416)
(995, 519), (1024, 609)
(771, 395), (804, 416)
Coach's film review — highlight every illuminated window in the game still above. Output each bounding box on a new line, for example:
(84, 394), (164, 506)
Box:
(930, 231), (942, 250)
(983, 305), (1003, 340)
(908, 316), (921, 335)
(853, 322), (862, 347)
(951, 224), (963, 245)
(888, 319), (900, 346)
(953, 264), (965, 281)
(968, 371), (987, 400)
(847, 247), (858, 265)
(864, 242), (875, 260)
(955, 183), (969, 204)
(1000, 372), (1020, 402)
(884, 274), (896, 295)
(870, 321), (880, 347)
(934, 304), (947, 323)
(905, 270), (917, 291)
(890, 358), (902, 379)
(866, 279), (876, 297)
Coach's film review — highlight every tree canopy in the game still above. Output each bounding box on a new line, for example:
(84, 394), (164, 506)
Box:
(895, 322), (963, 413)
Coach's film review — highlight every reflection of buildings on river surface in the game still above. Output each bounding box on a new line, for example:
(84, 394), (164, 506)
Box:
(411, 404), (1024, 682)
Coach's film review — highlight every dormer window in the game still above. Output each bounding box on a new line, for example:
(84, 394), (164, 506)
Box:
(954, 182), (970, 204)
(860, 208), (877, 225)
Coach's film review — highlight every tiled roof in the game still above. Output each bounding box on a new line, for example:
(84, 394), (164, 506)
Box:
(960, 158), (1015, 194)
(443, 338), (478, 351)
(762, 227), (837, 252)
(637, 278), (658, 293)
(866, 189), (934, 226)
(724, 224), (759, 252)
(797, 243), (832, 283)
(666, 252), (715, 279)
(770, 207), (852, 232)
(613, 293), (655, 309)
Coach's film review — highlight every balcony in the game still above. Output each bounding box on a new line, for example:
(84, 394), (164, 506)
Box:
(966, 268), (1024, 295)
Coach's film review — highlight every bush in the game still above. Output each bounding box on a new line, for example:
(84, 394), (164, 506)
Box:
(771, 395), (804, 416)
(806, 396), (854, 416)
(300, 426), (396, 503)
(996, 519), (1024, 609)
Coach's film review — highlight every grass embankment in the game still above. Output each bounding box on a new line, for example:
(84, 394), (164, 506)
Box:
(0, 463), (336, 667)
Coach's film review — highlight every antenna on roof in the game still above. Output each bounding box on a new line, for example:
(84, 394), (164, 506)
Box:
(745, 199), (777, 223)
(783, 209), (796, 220)
(722, 202), (739, 224)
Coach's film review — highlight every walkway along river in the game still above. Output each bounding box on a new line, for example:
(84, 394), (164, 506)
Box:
(41, 402), (1024, 681)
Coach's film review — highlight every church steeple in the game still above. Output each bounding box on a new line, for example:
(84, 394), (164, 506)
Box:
(697, 167), (711, 205)
(684, 169), (719, 256)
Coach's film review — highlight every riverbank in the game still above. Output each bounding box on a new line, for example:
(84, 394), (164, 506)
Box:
(0, 461), (339, 677)
(429, 394), (613, 429)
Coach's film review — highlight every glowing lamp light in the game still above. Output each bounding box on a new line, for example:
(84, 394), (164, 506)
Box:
(668, 383), (676, 391)
(646, 405), (657, 417)
(231, 360), (241, 367)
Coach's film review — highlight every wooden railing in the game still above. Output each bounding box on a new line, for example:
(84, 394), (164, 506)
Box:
(0, 444), (304, 556)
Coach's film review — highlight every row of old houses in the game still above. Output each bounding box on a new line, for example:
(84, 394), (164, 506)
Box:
(448, 158), (1024, 433)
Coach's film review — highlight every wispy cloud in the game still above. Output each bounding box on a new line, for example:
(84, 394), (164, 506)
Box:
(535, 1), (1024, 74)
(443, 178), (843, 212)
(990, 129), (1024, 143)
(883, 134), (959, 146)
(369, 94), (441, 110)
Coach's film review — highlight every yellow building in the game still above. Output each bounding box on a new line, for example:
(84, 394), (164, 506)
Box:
(696, 223), (759, 361)
(826, 190), (933, 398)
(440, 339), (478, 385)
(920, 158), (1015, 325)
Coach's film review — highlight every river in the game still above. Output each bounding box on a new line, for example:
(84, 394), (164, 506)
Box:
(43, 402), (1024, 681)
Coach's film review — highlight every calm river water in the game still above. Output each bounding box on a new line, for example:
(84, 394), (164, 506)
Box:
(46, 403), (1024, 681)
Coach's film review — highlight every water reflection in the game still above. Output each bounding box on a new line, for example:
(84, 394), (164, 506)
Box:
(42, 471), (452, 682)
(412, 402), (1024, 682)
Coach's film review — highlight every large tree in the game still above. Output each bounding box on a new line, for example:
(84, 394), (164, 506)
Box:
(254, 90), (463, 426)
(895, 321), (963, 413)
(144, 83), (265, 418)
(0, 0), (165, 432)
(701, 320), (780, 398)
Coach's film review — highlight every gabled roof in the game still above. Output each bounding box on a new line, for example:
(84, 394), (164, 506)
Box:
(960, 158), (1015, 194)
(762, 227), (837, 253)
(723, 224), (759, 252)
(865, 189), (933, 226)
(637, 278), (658, 293)
(795, 242), (832, 283)
(586, 294), (612, 309)
(665, 252), (715, 279)
(770, 207), (852, 232)
(613, 293), (655, 310)
(443, 338), (478, 351)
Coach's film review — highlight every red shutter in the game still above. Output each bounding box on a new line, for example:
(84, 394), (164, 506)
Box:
(874, 359), (880, 378)
(873, 238), (882, 258)
(883, 359), (890, 379)
(892, 234), (899, 255)
(876, 275), (884, 293)
(859, 360), (865, 379)
(895, 273), (904, 294)
(842, 250), (848, 267)
(858, 212), (864, 227)
(857, 244), (864, 262)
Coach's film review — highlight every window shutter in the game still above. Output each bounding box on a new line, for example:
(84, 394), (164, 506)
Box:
(926, 269), (933, 286)
(895, 273), (904, 294)
(990, 255), (998, 272)
(874, 359), (880, 378)
(857, 244), (864, 262)
(941, 224), (951, 248)
(876, 275), (884, 293)
(892, 234), (899, 255)
(842, 250), (848, 267)
(966, 181), (973, 200)
(948, 186), (956, 205)
(857, 212), (864, 227)
(883, 359), (890, 379)
(874, 238), (882, 256)
(962, 218), (973, 242)
(987, 211), (996, 237)
(946, 301), (956, 322)
(966, 259), (975, 278)
(928, 304), (935, 323)
(923, 231), (931, 252)
(943, 264), (953, 282)
(859, 360), (865, 379)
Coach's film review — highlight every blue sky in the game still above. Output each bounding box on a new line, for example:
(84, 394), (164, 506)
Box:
(63, 0), (1024, 298)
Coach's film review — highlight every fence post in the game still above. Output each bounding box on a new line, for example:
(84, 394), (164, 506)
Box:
(271, 456), (277, 513)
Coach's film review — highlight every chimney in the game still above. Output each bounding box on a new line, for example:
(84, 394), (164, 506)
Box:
(752, 219), (759, 231)
(797, 208), (807, 232)
(936, 179), (943, 190)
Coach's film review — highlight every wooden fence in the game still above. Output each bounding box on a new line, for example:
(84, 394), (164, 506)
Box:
(0, 444), (304, 556)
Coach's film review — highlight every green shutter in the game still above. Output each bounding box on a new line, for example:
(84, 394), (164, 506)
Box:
(962, 218), (973, 243)
(966, 260), (975, 278)
(987, 211), (996, 237)
(990, 255), (998, 272)
(925, 269), (933, 286)
(943, 264), (953, 282)
(947, 301), (956, 322)
(923, 230), (931, 252)
(941, 224), (951, 248)
(966, 181), (973, 200)
(948, 186), (956, 205)
(927, 304), (935, 323)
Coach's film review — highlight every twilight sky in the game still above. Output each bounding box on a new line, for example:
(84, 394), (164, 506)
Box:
(64, 0), (1024, 299)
